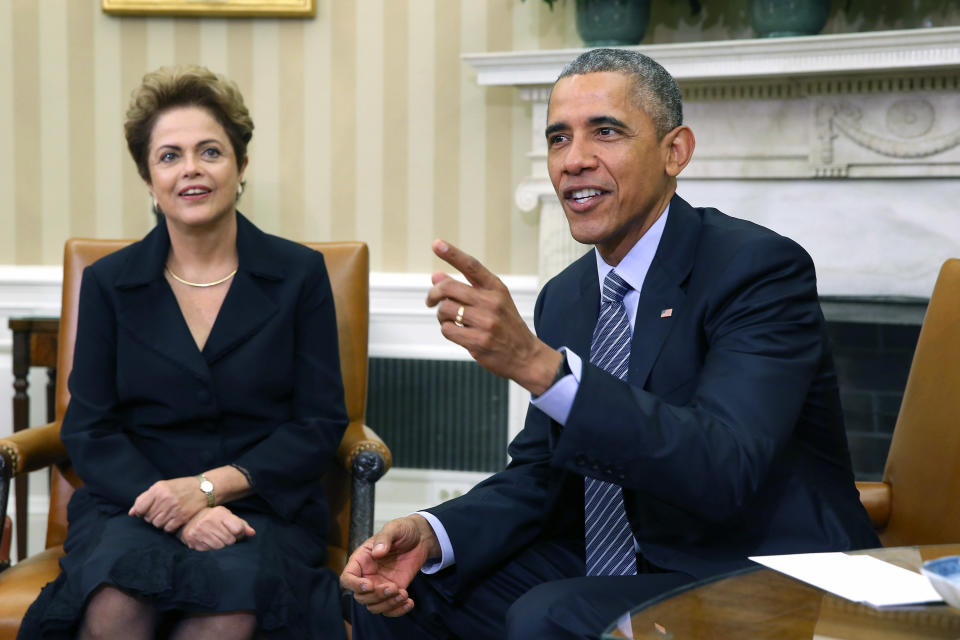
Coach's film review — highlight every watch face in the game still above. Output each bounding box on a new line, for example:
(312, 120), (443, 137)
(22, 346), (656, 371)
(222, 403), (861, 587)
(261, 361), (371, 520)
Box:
(200, 480), (214, 493)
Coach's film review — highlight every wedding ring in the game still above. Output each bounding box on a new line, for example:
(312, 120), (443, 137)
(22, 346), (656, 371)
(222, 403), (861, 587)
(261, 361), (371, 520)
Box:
(454, 305), (465, 327)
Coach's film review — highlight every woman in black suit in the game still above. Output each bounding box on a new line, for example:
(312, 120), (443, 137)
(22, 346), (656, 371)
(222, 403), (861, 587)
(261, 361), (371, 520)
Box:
(20, 65), (348, 639)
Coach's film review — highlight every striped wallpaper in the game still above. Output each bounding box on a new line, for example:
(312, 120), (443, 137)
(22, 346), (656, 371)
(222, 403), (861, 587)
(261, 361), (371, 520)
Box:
(2, 1), (955, 271)
(0, 0), (579, 273)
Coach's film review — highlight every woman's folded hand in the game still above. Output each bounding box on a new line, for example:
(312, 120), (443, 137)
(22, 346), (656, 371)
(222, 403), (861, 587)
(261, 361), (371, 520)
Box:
(128, 477), (208, 532)
(176, 506), (257, 551)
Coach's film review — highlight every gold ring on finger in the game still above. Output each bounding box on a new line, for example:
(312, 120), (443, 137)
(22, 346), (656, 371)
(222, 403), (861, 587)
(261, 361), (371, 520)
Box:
(455, 305), (465, 327)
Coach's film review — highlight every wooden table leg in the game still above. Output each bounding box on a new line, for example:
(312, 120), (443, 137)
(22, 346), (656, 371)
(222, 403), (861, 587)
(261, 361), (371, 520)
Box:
(10, 328), (29, 562)
(46, 367), (56, 423)
(8, 316), (60, 563)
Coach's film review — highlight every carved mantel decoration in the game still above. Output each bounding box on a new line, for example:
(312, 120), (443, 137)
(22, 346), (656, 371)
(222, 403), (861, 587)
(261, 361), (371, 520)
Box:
(815, 94), (960, 177)
(464, 27), (960, 298)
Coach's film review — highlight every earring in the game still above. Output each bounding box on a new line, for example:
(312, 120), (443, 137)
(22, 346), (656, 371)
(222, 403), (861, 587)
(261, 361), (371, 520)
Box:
(237, 183), (244, 196)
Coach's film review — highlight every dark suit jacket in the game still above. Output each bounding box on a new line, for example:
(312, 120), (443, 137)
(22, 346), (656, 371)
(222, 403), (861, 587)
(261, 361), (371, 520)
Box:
(60, 212), (348, 534)
(428, 194), (878, 593)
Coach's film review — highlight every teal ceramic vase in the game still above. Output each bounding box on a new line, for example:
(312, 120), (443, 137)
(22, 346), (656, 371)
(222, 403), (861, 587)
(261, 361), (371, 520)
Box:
(749, 0), (830, 37)
(576, 0), (652, 46)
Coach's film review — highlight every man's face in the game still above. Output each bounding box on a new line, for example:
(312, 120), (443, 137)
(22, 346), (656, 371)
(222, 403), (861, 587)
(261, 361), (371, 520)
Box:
(546, 72), (676, 265)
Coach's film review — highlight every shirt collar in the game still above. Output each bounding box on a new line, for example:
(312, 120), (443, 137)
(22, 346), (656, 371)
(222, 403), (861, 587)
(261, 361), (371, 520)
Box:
(594, 203), (670, 295)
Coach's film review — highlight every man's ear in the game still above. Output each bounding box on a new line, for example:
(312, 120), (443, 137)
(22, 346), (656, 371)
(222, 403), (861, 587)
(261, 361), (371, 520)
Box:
(663, 125), (695, 177)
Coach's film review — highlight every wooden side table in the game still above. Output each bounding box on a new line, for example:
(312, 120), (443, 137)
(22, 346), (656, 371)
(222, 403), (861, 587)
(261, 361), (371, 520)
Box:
(8, 317), (59, 562)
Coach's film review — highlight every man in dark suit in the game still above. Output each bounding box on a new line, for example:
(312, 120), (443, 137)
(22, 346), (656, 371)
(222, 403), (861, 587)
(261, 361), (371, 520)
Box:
(341, 48), (878, 640)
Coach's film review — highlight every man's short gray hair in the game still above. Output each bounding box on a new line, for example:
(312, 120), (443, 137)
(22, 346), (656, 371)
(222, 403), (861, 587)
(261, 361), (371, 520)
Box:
(556, 48), (682, 139)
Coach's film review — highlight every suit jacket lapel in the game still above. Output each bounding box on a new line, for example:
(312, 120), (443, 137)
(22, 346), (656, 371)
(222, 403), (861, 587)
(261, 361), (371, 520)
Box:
(202, 271), (278, 363)
(542, 251), (597, 451)
(202, 213), (281, 364)
(627, 194), (699, 388)
(566, 256), (601, 357)
(113, 223), (212, 382)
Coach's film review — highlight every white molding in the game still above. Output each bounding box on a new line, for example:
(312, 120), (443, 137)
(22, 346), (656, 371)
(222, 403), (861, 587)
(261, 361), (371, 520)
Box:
(0, 266), (62, 353)
(369, 272), (539, 360)
(0, 265), (63, 286)
(463, 27), (960, 86)
(0, 268), (540, 358)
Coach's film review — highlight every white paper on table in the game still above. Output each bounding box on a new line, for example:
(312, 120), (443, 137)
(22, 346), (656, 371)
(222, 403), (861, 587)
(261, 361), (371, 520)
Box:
(748, 551), (943, 607)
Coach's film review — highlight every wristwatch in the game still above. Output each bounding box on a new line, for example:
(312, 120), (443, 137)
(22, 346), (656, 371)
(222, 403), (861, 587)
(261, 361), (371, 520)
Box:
(198, 474), (216, 507)
(551, 355), (571, 386)
(534, 354), (571, 398)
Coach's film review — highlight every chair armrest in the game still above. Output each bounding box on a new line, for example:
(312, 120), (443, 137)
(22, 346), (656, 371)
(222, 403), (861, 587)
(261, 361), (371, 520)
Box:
(336, 421), (392, 479)
(856, 480), (892, 530)
(0, 422), (67, 479)
(0, 422), (68, 568)
(338, 422), (392, 553)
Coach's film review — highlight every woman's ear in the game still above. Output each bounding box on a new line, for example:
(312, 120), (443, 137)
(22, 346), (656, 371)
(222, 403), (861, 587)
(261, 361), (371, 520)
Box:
(663, 125), (695, 177)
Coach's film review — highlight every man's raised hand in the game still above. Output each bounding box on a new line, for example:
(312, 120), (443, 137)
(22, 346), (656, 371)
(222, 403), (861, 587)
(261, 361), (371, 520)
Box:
(426, 239), (562, 395)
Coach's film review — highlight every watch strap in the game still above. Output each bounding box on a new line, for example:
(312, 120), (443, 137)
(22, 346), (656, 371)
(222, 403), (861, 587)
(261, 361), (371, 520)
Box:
(534, 352), (570, 399)
(198, 473), (216, 508)
(552, 354), (571, 385)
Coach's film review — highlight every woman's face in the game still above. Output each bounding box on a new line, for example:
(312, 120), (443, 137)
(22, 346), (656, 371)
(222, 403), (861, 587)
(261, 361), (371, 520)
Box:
(146, 106), (247, 231)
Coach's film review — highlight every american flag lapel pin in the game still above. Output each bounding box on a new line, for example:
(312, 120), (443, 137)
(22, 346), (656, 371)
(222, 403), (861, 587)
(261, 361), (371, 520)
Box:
(660, 308), (673, 318)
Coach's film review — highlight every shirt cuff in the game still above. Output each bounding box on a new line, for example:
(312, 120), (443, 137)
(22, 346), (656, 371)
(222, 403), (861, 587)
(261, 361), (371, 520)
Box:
(416, 511), (455, 573)
(529, 347), (583, 426)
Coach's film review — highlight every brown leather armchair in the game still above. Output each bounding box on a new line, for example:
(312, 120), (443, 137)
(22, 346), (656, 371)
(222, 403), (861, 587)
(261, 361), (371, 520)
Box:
(0, 238), (391, 638)
(856, 258), (960, 546)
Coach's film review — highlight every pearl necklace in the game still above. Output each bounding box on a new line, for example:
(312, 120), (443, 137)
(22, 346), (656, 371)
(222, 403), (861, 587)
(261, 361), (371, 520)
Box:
(165, 266), (238, 288)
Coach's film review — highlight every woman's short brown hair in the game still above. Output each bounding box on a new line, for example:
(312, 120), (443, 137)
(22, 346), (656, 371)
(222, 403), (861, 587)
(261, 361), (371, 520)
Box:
(124, 65), (254, 182)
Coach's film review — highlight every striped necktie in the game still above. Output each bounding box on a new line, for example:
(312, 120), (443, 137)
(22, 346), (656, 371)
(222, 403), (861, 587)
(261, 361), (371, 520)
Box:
(584, 269), (637, 576)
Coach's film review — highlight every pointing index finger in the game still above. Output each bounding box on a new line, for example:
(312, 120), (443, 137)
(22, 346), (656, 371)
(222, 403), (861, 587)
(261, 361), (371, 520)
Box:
(433, 239), (497, 290)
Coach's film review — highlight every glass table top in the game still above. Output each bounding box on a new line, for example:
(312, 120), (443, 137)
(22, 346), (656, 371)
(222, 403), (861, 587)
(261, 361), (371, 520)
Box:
(602, 544), (960, 640)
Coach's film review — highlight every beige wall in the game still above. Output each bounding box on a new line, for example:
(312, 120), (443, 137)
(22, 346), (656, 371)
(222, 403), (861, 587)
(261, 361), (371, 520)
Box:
(2, 0), (956, 271)
(0, 0), (581, 273)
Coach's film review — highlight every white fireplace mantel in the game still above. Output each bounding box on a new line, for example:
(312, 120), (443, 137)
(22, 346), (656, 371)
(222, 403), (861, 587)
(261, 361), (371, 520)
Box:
(463, 28), (960, 299)
(464, 26), (960, 86)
